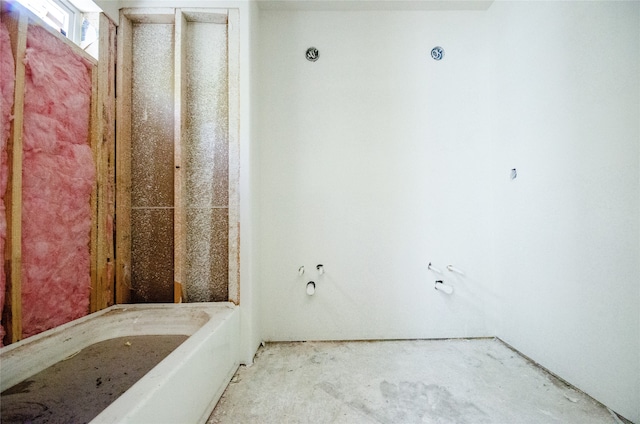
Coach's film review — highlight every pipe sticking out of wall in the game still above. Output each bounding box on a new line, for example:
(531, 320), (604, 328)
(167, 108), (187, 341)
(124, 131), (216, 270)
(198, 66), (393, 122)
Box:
(447, 265), (465, 275)
(306, 281), (316, 296)
(428, 262), (442, 274)
(435, 281), (453, 294)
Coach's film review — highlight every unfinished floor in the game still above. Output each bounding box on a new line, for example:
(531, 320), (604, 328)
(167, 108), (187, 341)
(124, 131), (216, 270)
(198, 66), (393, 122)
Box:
(208, 339), (628, 424)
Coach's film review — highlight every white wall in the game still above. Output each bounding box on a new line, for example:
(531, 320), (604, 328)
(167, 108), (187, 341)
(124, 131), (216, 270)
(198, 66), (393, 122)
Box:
(242, 0), (263, 365)
(257, 9), (497, 341)
(490, 1), (640, 422)
(256, 1), (639, 420)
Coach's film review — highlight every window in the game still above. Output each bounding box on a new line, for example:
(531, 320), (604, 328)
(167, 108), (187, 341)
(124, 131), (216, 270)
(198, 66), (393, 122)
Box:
(16, 0), (81, 41)
(16, 0), (100, 58)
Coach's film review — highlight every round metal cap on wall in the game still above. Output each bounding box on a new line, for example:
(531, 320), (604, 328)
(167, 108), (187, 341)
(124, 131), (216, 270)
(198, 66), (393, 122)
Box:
(306, 47), (319, 62)
(431, 46), (445, 61)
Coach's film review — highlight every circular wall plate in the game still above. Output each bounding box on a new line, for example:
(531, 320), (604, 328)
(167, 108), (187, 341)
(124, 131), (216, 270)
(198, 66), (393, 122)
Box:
(431, 46), (445, 61)
(306, 47), (319, 62)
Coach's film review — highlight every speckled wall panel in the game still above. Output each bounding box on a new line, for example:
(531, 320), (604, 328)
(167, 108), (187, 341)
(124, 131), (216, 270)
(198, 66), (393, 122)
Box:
(130, 23), (175, 302)
(131, 23), (175, 208)
(185, 208), (228, 301)
(131, 209), (174, 302)
(184, 22), (229, 301)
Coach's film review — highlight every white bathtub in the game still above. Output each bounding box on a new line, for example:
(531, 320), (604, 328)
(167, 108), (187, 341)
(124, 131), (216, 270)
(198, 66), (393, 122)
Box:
(0, 302), (239, 423)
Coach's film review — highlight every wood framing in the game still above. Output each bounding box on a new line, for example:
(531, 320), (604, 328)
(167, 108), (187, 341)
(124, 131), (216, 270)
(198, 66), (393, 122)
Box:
(2, 5), (242, 341)
(115, 11), (133, 304)
(1, 1), (101, 344)
(91, 13), (117, 312)
(89, 61), (99, 313)
(2, 4), (27, 344)
(120, 8), (175, 24)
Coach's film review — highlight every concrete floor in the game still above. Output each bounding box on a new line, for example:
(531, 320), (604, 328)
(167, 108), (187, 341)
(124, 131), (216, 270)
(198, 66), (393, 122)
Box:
(208, 338), (628, 424)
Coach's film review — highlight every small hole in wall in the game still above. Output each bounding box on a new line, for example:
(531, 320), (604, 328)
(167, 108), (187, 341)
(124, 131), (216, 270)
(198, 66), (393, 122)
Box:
(510, 168), (517, 180)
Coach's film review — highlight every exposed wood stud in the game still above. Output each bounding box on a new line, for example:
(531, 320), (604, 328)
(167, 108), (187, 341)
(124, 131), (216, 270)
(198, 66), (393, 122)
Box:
(89, 64), (99, 313)
(120, 8), (175, 24)
(1, 5), (118, 344)
(92, 13), (117, 312)
(1, 5), (28, 344)
(115, 12), (133, 304)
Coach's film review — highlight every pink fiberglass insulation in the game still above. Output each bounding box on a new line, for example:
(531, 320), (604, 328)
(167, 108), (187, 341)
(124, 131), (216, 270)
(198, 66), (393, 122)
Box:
(0, 22), (16, 345)
(21, 25), (94, 338)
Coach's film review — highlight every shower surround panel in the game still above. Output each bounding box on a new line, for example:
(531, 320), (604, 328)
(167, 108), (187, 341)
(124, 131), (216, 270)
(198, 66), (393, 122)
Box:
(130, 22), (175, 303)
(184, 21), (229, 302)
(121, 9), (236, 304)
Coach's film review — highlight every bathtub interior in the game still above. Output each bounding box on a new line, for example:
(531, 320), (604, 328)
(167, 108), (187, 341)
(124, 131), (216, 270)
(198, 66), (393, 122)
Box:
(0, 302), (240, 423)
(1, 334), (190, 423)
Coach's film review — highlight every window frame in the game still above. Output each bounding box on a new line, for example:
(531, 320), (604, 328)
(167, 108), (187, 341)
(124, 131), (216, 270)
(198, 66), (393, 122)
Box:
(16, 0), (83, 43)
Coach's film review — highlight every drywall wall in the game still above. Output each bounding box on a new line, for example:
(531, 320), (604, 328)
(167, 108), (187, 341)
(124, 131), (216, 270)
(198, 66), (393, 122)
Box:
(257, 9), (497, 341)
(241, 0), (262, 365)
(256, 2), (639, 419)
(489, 1), (640, 422)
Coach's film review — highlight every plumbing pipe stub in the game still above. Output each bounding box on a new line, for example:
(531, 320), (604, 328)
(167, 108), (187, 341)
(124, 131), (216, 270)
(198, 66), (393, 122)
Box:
(306, 281), (316, 296)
